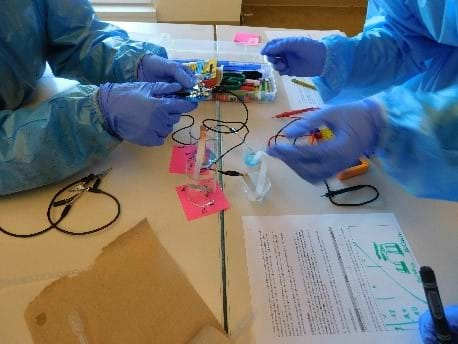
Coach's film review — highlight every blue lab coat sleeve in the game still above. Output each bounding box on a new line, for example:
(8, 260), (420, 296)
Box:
(313, 0), (458, 102)
(376, 85), (458, 202)
(0, 85), (120, 195)
(45, 0), (167, 84)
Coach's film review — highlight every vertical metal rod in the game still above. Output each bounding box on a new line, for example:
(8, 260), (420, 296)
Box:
(216, 99), (229, 333)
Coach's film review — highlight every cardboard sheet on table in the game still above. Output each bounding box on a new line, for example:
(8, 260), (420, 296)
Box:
(233, 32), (260, 45)
(170, 145), (196, 174)
(24, 219), (222, 344)
(176, 185), (230, 221)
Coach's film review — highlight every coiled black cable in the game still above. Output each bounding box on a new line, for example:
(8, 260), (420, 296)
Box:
(0, 170), (120, 238)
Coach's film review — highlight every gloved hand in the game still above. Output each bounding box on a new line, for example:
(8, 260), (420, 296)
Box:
(261, 37), (327, 77)
(98, 82), (197, 146)
(267, 99), (385, 183)
(419, 305), (458, 343)
(137, 54), (196, 89)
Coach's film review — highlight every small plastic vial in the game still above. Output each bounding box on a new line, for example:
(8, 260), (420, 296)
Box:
(241, 150), (271, 202)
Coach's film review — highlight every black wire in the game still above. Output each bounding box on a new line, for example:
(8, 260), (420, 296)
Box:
(0, 172), (121, 238)
(272, 117), (302, 146)
(171, 114), (198, 145)
(47, 184), (121, 236)
(323, 180), (379, 206)
(0, 222), (54, 238)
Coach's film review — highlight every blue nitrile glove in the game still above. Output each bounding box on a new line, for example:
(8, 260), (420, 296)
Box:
(267, 99), (384, 183)
(260, 37), (327, 77)
(137, 54), (196, 89)
(419, 305), (458, 344)
(98, 82), (198, 146)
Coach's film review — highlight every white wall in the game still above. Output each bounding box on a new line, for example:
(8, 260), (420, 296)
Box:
(155, 0), (241, 22)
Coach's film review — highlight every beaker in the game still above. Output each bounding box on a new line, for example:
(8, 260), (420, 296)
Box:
(185, 166), (217, 208)
(184, 127), (218, 208)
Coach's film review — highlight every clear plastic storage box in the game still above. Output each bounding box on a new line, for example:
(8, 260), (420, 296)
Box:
(136, 35), (277, 103)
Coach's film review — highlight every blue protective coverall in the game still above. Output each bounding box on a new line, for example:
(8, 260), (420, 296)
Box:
(0, 0), (167, 195)
(313, 0), (458, 201)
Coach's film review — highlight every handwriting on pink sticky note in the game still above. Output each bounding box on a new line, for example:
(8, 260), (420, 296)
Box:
(176, 184), (230, 221)
(169, 145), (196, 174)
(233, 32), (260, 45)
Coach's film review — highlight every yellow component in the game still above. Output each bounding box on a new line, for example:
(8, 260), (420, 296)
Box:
(203, 58), (218, 78)
(320, 127), (333, 140)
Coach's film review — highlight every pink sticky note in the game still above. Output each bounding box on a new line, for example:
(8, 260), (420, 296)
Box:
(176, 184), (230, 221)
(169, 145), (196, 174)
(233, 32), (260, 45)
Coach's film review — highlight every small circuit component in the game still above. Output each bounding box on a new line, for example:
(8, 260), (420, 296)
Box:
(172, 81), (213, 102)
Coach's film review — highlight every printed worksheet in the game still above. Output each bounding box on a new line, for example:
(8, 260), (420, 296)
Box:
(280, 76), (324, 109)
(243, 213), (427, 344)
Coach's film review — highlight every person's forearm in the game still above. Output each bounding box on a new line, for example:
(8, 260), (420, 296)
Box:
(45, 0), (166, 84)
(0, 85), (120, 195)
(375, 85), (458, 201)
(313, 25), (427, 103)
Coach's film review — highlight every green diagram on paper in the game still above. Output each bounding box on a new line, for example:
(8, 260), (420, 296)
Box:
(349, 227), (427, 332)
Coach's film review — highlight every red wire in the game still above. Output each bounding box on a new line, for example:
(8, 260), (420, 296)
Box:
(272, 107), (320, 118)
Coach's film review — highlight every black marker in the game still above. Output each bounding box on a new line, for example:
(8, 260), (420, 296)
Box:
(420, 266), (452, 344)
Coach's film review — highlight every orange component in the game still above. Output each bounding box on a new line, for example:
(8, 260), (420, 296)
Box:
(337, 158), (369, 180)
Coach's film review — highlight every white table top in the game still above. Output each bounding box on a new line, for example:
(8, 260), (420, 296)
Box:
(0, 23), (221, 344)
(215, 25), (458, 343)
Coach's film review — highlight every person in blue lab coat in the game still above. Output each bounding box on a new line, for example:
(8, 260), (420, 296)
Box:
(261, 1), (458, 342)
(0, 0), (198, 195)
(261, 0), (458, 203)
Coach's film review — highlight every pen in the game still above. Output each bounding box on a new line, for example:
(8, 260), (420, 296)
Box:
(291, 78), (317, 90)
(420, 266), (453, 344)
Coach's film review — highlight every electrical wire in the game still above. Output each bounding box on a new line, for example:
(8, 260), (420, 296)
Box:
(171, 114), (198, 146)
(47, 180), (121, 236)
(323, 180), (379, 206)
(0, 170), (121, 238)
(202, 88), (249, 164)
(268, 117), (303, 148)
